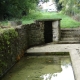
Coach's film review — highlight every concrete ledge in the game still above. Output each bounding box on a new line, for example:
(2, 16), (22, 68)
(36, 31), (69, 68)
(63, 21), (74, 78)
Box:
(70, 50), (80, 80)
(26, 44), (80, 80)
(26, 44), (80, 53)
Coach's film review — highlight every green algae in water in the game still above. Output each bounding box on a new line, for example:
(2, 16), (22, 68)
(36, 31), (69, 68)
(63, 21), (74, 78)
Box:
(1, 55), (75, 80)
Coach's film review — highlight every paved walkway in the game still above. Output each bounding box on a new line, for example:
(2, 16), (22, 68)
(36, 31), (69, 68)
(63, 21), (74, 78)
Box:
(27, 43), (80, 53)
(26, 43), (80, 80)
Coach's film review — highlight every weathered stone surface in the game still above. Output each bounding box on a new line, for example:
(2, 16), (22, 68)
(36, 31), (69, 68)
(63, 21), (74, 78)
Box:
(52, 21), (61, 42)
(0, 19), (61, 77)
(28, 23), (44, 47)
(36, 19), (61, 43)
(0, 22), (45, 77)
(26, 44), (80, 80)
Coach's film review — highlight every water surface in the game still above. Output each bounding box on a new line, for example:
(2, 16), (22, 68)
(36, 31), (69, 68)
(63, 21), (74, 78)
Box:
(2, 55), (75, 80)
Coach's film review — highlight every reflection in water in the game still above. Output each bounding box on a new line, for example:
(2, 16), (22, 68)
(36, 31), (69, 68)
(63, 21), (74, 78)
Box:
(40, 63), (75, 80)
(1, 55), (75, 80)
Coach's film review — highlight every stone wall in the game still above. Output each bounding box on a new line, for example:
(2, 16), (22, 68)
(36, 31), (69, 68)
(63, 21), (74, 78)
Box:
(52, 20), (61, 42)
(0, 29), (18, 77)
(0, 19), (61, 77)
(0, 22), (44, 77)
(36, 19), (61, 43)
(28, 22), (44, 47)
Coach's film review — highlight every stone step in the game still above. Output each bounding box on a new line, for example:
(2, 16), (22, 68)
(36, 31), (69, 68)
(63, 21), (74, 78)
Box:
(60, 28), (80, 43)
(61, 28), (80, 31)
(61, 31), (75, 34)
(61, 35), (80, 38)
(58, 41), (80, 44)
(61, 28), (80, 32)
(61, 33), (78, 37)
(61, 34), (75, 37)
(61, 29), (80, 38)
(61, 31), (79, 34)
(61, 30), (79, 32)
(61, 37), (80, 41)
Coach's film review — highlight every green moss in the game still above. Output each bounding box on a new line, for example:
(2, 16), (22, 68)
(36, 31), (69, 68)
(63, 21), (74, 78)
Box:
(0, 28), (18, 50)
(0, 28), (18, 76)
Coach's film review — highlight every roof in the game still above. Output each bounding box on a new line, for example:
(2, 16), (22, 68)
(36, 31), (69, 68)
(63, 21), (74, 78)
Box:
(35, 19), (62, 22)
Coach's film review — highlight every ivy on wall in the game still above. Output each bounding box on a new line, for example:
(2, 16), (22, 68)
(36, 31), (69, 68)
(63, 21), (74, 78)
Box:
(0, 28), (18, 76)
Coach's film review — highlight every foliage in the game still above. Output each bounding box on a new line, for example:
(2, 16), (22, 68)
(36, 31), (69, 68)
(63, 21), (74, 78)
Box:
(38, 0), (49, 2)
(0, 28), (18, 75)
(55, 0), (62, 10)
(59, 0), (80, 16)
(0, 28), (18, 53)
(0, 0), (38, 20)
(0, 11), (80, 28)
(21, 12), (80, 28)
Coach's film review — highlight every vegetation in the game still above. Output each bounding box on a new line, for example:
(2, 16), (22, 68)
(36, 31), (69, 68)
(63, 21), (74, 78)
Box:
(0, 28), (18, 75)
(58, 0), (80, 16)
(0, 0), (80, 77)
(0, 28), (18, 52)
(1, 12), (80, 28)
(0, 0), (80, 28)
(0, 0), (38, 20)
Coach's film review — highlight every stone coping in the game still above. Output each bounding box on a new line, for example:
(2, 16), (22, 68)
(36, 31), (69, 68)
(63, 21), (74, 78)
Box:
(61, 27), (80, 30)
(35, 19), (62, 22)
(26, 44), (80, 80)
(70, 50), (80, 80)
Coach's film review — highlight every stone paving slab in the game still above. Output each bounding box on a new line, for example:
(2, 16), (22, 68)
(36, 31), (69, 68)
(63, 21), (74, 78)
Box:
(26, 43), (80, 80)
(27, 44), (80, 53)
(70, 50), (80, 80)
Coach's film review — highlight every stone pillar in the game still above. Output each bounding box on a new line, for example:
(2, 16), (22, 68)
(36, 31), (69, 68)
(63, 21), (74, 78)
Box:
(52, 20), (61, 42)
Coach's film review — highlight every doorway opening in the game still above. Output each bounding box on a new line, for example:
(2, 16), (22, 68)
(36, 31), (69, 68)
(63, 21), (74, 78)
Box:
(44, 21), (53, 43)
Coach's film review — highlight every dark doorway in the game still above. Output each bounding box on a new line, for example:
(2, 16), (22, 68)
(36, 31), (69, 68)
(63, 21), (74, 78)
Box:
(44, 21), (52, 43)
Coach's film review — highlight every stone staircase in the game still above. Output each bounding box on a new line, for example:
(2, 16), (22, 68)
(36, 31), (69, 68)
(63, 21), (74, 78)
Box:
(59, 28), (80, 43)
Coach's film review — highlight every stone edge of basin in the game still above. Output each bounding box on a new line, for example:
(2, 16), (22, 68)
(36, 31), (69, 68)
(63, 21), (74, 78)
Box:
(69, 49), (80, 80)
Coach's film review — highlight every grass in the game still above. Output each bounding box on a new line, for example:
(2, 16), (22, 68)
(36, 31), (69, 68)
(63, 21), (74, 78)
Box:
(0, 11), (80, 28)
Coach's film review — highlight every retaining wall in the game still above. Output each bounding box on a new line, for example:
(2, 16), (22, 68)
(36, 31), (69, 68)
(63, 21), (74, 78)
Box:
(28, 22), (44, 46)
(0, 22), (44, 77)
(0, 19), (61, 77)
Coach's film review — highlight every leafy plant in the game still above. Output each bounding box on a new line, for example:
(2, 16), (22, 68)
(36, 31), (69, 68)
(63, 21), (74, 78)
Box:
(59, 0), (80, 16)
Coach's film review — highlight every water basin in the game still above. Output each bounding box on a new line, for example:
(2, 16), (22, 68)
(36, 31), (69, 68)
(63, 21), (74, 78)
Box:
(1, 55), (75, 80)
